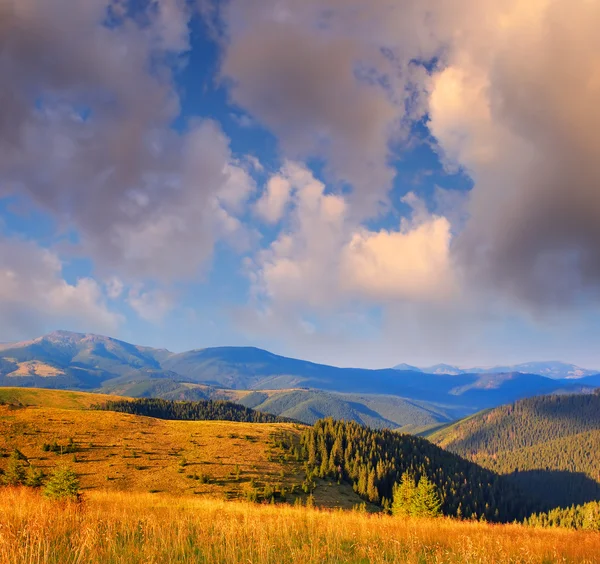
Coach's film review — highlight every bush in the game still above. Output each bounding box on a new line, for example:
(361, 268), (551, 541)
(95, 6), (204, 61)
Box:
(25, 465), (44, 488)
(43, 466), (80, 501)
(2, 450), (27, 486)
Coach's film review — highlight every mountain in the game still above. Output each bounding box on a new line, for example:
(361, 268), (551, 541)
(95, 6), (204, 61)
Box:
(0, 331), (598, 428)
(394, 360), (598, 379)
(428, 391), (600, 509)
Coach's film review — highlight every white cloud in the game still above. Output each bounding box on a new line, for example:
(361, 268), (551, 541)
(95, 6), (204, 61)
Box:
(0, 238), (121, 339)
(254, 175), (292, 224)
(127, 286), (174, 323)
(250, 164), (454, 310)
(340, 206), (454, 302)
(0, 1), (256, 286)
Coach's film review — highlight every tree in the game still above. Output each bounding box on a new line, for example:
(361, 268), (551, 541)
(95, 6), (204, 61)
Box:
(2, 450), (27, 486)
(413, 476), (442, 517)
(392, 471), (417, 517)
(43, 465), (80, 501)
(25, 464), (44, 488)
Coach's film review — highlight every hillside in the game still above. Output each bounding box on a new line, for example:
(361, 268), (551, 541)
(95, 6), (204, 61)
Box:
(237, 389), (455, 430)
(0, 388), (540, 522)
(0, 388), (365, 509)
(429, 392), (600, 508)
(2, 331), (599, 430)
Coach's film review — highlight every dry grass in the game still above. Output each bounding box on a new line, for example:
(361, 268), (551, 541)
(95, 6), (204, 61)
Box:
(0, 388), (122, 409)
(0, 487), (599, 564)
(0, 403), (363, 508)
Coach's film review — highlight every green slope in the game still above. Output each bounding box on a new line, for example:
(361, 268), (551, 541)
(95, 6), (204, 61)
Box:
(429, 391), (600, 508)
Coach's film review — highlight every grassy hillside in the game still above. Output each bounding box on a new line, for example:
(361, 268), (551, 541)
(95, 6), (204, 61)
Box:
(0, 387), (123, 409)
(429, 392), (600, 508)
(0, 389), (367, 509)
(1, 487), (599, 564)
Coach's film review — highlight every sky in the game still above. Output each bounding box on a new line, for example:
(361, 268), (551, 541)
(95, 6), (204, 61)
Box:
(1, 0), (600, 369)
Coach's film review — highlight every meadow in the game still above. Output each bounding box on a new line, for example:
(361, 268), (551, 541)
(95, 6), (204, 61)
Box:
(1, 487), (599, 564)
(0, 401), (363, 508)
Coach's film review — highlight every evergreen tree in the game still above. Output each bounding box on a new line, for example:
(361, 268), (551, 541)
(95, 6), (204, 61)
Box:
(43, 465), (80, 500)
(392, 472), (417, 516)
(2, 450), (26, 486)
(413, 476), (442, 517)
(25, 465), (44, 488)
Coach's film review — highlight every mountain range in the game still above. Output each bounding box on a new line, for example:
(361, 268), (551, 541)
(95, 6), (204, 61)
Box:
(0, 330), (599, 428)
(393, 361), (598, 379)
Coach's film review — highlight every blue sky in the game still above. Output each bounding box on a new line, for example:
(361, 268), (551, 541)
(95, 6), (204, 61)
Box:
(2, 0), (600, 369)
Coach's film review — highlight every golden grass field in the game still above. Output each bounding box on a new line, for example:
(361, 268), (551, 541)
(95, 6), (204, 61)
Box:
(1, 487), (599, 564)
(0, 389), (364, 508)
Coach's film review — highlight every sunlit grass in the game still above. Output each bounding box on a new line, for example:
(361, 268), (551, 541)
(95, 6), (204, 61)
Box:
(1, 487), (599, 564)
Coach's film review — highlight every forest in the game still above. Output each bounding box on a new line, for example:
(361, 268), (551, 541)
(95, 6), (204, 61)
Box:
(432, 391), (600, 508)
(95, 397), (292, 424)
(297, 418), (534, 522)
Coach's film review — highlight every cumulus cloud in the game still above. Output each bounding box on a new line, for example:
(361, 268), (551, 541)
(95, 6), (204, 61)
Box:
(127, 286), (174, 323)
(0, 0), (255, 285)
(428, 0), (600, 309)
(254, 175), (292, 224)
(250, 164), (453, 310)
(216, 0), (600, 312)
(215, 0), (443, 215)
(0, 238), (121, 340)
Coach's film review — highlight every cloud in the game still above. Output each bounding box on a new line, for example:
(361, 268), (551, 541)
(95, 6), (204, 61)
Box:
(127, 286), (174, 323)
(254, 175), (292, 224)
(340, 203), (454, 302)
(215, 0), (441, 216)
(216, 0), (600, 312)
(0, 0), (255, 284)
(250, 164), (453, 310)
(424, 0), (600, 309)
(0, 238), (121, 340)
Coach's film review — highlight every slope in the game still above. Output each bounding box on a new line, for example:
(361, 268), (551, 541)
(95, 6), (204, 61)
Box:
(0, 388), (364, 509)
(429, 391), (600, 508)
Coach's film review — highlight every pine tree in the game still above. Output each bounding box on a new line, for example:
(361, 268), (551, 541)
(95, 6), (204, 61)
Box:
(2, 450), (26, 486)
(392, 471), (416, 517)
(25, 464), (44, 488)
(413, 476), (442, 517)
(43, 465), (80, 500)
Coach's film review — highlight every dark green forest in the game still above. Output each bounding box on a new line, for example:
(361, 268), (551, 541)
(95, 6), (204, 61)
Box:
(433, 391), (600, 455)
(297, 418), (534, 522)
(430, 392), (600, 508)
(95, 398), (292, 424)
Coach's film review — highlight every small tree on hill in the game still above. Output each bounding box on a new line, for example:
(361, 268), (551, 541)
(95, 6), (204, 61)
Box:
(43, 465), (80, 501)
(392, 471), (417, 516)
(25, 464), (44, 488)
(413, 476), (442, 517)
(2, 450), (27, 486)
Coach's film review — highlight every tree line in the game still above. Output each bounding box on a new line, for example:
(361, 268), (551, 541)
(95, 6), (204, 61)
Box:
(95, 397), (293, 423)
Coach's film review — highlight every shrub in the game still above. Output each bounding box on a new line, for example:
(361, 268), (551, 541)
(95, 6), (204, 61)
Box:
(43, 466), (80, 501)
(25, 465), (44, 488)
(2, 450), (27, 486)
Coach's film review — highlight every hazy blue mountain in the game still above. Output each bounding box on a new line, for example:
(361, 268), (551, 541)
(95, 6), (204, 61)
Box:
(0, 331), (598, 426)
(393, 360), (598, 379)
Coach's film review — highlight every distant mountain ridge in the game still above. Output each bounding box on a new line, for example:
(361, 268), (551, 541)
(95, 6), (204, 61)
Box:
(0, 331), (598, 428)
(394, 360), (598, 379)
